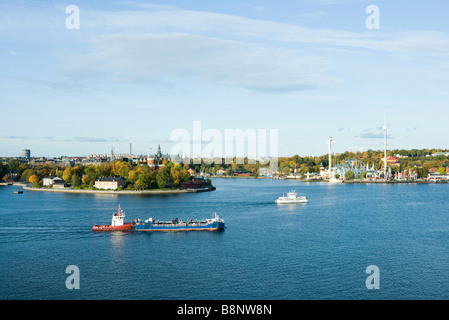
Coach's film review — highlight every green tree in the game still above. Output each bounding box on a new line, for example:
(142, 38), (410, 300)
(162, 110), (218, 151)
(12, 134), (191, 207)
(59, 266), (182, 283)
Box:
(21, 169), (35, 183)
(345, 170), (355, 180)
(156, 167), (170, 189)
(438, 167), (446, 175)
(8, 159), (21, 171)
(179, 169), (190, 183)
(0, 162), (8, 181)
(415, 167), (429, 178)
(71, 172), (82, 187)
(140, 168), (157, 189)
(83, 166), (96, 185)
(97, 163), (112, 177)
(134, 179), (144, 190)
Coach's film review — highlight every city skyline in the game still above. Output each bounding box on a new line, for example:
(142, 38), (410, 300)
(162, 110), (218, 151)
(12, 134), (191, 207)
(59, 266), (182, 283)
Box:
(1, 1), (449, 157)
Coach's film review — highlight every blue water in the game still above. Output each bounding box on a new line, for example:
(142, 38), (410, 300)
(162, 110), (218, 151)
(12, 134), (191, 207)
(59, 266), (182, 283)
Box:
(1, 179), (448, 300)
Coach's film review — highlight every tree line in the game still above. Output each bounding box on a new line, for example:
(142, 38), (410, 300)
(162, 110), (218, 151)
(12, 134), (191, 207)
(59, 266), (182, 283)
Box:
(1, 148), (448, 185)
(1, 159), (195, 190)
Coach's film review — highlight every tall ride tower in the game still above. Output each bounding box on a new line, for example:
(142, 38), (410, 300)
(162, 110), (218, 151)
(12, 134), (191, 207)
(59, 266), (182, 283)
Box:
(383, 116), (387, 179)
(328, 136), (333, 179)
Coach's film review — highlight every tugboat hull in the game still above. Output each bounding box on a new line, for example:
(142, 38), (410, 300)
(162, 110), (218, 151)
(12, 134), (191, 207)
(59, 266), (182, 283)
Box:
(92, 222), (134, 231)
(92, 205), (134, 231)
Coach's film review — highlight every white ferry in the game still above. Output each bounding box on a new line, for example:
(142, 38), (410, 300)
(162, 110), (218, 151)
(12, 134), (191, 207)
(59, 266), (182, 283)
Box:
(275, 190), (308, 204)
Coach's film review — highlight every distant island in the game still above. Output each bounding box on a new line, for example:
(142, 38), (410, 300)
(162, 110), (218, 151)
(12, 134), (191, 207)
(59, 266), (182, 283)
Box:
(0, 158), (214, 192)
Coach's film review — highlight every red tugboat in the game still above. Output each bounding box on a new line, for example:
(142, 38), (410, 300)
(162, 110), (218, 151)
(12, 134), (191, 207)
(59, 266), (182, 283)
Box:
(92, 205), (134, 231)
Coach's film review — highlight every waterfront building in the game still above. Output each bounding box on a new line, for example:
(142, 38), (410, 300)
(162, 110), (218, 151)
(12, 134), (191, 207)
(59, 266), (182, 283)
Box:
(52, 179), (68, 189)
(94, 177), (126, 190)
(427, 173), (449, 181)
(42, 176), (64, 187)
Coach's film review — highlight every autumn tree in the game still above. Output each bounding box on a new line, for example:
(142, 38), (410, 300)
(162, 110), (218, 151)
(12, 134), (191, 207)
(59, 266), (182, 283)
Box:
(97, 163), (112, 177)
(81, 174), (90, 185)
(21, 169), (35, 183)
(62, 167), (72, 182)
(29, 174), (39, 184)
(127, 170), (137, 183)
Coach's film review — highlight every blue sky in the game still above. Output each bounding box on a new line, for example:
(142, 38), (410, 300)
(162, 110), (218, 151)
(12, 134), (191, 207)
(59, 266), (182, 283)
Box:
(1, 0), (448, 157)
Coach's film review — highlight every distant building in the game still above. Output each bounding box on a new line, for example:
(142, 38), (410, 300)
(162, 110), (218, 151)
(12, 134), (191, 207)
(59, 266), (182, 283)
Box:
(94, 177), (127, 190)
(386, 156), (399, 166)
(147, 155), (160, 170)
(146, 144), (169, 170)
(180, 178), (208, 189)
(22, 149), (30, 159)
(428, 173), (449, 181)
(432, 152), (449, 157)
(234, 169), (253, 176)
(43, 176), (64, 187)
(52, 179), (68, 189)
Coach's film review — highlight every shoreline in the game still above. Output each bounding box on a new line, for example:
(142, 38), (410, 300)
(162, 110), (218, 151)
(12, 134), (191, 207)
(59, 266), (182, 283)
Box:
(302, 179), (447, 184)
(21, 185), (216, 195)
(210, 176), (445, 184)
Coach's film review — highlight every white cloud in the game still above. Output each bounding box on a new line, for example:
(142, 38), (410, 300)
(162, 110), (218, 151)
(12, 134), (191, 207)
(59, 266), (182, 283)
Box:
(3, 2), (449, 94)
(2, 2), (449, 59)
(58, 33), (338, 92)
(80, 6), (449, 58)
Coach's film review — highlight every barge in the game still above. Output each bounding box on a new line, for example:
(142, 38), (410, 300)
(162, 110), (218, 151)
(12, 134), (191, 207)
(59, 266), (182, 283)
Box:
(134, 213), (225, 232)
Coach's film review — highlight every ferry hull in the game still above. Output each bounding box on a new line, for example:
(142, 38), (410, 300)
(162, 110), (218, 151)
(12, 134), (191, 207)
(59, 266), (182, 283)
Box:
(275, 199), (308, 204)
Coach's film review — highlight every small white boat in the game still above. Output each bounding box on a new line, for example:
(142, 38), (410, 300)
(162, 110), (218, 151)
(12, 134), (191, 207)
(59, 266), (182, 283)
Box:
(275, 190), (308, 204)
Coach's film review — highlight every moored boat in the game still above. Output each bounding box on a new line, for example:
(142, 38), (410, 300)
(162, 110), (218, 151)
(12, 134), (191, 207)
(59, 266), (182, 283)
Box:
(134, 213), (225, 232)
(92, 205), (134, 231)
(275, 190), (308, 204)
